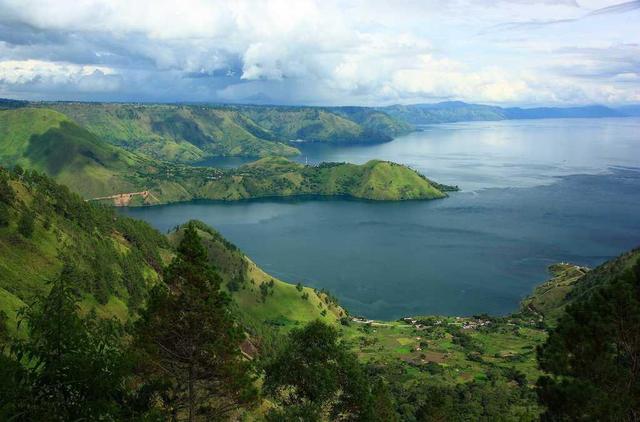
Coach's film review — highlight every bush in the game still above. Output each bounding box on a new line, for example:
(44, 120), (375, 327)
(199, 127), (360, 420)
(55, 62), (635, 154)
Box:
(0, 203), (9, 227)
(18, 211), (35, 238)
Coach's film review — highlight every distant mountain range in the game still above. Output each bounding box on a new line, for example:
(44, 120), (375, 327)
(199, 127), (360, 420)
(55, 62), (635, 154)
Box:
(380, 101), (639, 125)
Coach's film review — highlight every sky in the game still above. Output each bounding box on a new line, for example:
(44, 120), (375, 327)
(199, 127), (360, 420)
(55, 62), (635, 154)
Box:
(0, 0), (638, 106)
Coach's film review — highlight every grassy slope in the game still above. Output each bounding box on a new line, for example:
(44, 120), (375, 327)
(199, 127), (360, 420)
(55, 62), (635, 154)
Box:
(0, 172), (169, 335)
(167, 222), (345, 330)
(47, 103), (299, 162)
(0, 173), (336, 336)
(331, 106), (413, 138)
(241, 107), (365, 142)
(0, 167), (338, 331)
(43, 102), (413, 162)
(0, 108), (146, 197)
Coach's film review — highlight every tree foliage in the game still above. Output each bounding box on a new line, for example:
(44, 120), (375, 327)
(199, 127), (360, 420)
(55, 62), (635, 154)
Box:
(264, 320), (379, 421)
(17, 209), (35, 238)
(133, 222), (257, 421)
(0, 261), (128, 421)
(537, 260), (640, 421)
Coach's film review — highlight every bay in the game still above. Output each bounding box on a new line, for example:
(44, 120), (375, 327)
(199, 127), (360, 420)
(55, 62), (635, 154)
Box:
(121, 118), (640, 319)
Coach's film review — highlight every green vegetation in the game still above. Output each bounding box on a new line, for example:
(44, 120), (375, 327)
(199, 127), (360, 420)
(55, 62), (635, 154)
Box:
(537, 257), (640, 421)
(381, 101), (625, 125)
(133, 223), (258, 420)
(0, 108), (454, 204)
(47, 102), (299, 162)
(1, 265), (129, 421)
(0, 166), (169, 326)
(382, 102), (507, 125)
(0, 108), (145, 197)
(43, 102), (410, 163)
(189, 157), (456, 201)
(264, 320), (393, 421)
(0, 167), (636, 420)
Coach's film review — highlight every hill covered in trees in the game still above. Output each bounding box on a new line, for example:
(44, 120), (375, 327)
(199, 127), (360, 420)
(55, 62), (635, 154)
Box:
(0, 167), (638, 420)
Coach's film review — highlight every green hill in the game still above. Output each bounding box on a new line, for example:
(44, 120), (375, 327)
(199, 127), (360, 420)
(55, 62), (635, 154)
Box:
(1, 108), (447, 204)
(0, 108), (146, 197)
(382, 101), (625, 125)
(42, 102), (410, 163)
(46, 103), (299, 162)
(191, 156), (456, 201)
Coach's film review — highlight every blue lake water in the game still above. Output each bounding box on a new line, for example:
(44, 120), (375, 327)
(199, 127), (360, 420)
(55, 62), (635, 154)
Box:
(121, 118), (640, 320)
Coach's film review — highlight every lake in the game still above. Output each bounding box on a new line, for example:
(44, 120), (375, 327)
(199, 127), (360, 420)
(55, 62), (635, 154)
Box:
(121, 118), (640, 320)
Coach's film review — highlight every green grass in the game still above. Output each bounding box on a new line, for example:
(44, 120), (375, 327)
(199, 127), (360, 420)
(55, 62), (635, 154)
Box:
(0, 108), (145, 197)
(167, 222), (343, 330)
(0, 169), (165, 329)
(521, 249), (640, 326)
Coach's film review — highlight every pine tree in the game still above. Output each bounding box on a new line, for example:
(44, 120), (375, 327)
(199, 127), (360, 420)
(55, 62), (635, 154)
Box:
(134, 222), (257, 421)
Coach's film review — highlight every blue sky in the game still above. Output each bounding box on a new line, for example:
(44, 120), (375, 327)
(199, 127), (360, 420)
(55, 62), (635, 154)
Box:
(0, 0), (638, 106)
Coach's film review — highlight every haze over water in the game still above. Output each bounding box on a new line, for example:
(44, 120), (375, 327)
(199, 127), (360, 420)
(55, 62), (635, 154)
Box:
(122, 118), (640, 320)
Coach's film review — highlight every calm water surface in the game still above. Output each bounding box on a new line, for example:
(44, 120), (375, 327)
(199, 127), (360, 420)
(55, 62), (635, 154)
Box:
(121, 118), (640, 319)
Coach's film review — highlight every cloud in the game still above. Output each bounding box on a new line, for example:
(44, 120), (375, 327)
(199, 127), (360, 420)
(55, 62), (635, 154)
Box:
(0, 0), (637, 105)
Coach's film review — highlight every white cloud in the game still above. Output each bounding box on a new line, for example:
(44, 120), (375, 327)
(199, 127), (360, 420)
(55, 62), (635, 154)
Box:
(0, 0), (637, 105)
(0, 59), (116, 85)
